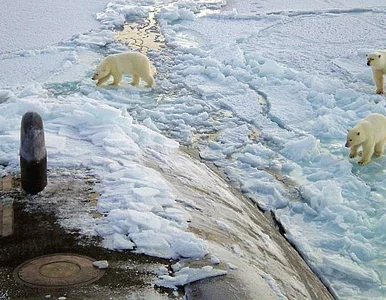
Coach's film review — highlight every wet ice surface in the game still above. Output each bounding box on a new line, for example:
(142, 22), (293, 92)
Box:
(1, 0), (386, 298)
(116, 8), (165, 53)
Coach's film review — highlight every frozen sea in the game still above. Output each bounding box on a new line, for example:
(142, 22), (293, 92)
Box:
(1, 0), (386, 299)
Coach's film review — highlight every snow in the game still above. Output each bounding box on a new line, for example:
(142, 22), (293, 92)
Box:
(93, 260), (109, 269)
(2, 0), (386, 298)
(155, 265), (227, 290)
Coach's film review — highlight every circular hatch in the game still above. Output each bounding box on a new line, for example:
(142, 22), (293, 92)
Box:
(13, 253), (105, 288)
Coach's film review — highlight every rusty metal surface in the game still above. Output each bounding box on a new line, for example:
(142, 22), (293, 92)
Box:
(0, 177), (14, 237)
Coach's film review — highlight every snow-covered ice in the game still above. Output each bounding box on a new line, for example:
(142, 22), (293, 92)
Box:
(93, 260), (109, 269)
(155, 265), (227, 289)
(2, 0), (386, 298)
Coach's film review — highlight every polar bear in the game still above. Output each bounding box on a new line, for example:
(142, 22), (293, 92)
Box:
(366, 50), (386, 94)
(345, 113), (386, 165)
(92, 52), (155, 87)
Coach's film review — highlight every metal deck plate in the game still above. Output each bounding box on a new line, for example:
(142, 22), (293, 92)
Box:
(13, 253), (105, 288)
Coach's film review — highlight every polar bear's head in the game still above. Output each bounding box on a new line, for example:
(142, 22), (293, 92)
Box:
(366, 52), (383, 67)
(92, 60), (110, 80)
(345, 127), (365, 148)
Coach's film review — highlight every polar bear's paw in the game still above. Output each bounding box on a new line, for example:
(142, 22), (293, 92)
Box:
(358, 159), (370, 165)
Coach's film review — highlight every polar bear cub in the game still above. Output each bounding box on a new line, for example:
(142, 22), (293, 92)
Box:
(345, 113), (386, 165)
(366, 50), (386, 94)
(92, 52), (155, 87)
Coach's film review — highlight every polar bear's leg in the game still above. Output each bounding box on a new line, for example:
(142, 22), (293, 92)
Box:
(131, 74), (140, 86)
(349, 145), (360, 158)
(97, 74), (111, 86)
(111, 73), (122, 86)
(141, 73), (154, 88)
(358, 143), (374, 165)
(373, 69), (384, 94)
(374, 139), (386, 156)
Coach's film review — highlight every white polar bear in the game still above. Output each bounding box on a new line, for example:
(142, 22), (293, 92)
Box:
(345, 113), (386, 165)
(366, 50), (386, 94)
(92, 52), (155, 87)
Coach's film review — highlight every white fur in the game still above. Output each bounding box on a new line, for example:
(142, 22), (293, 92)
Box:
(366, 50), (386, 94)
(92, 52), (155, 87)
(345, 113), (386, 165)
